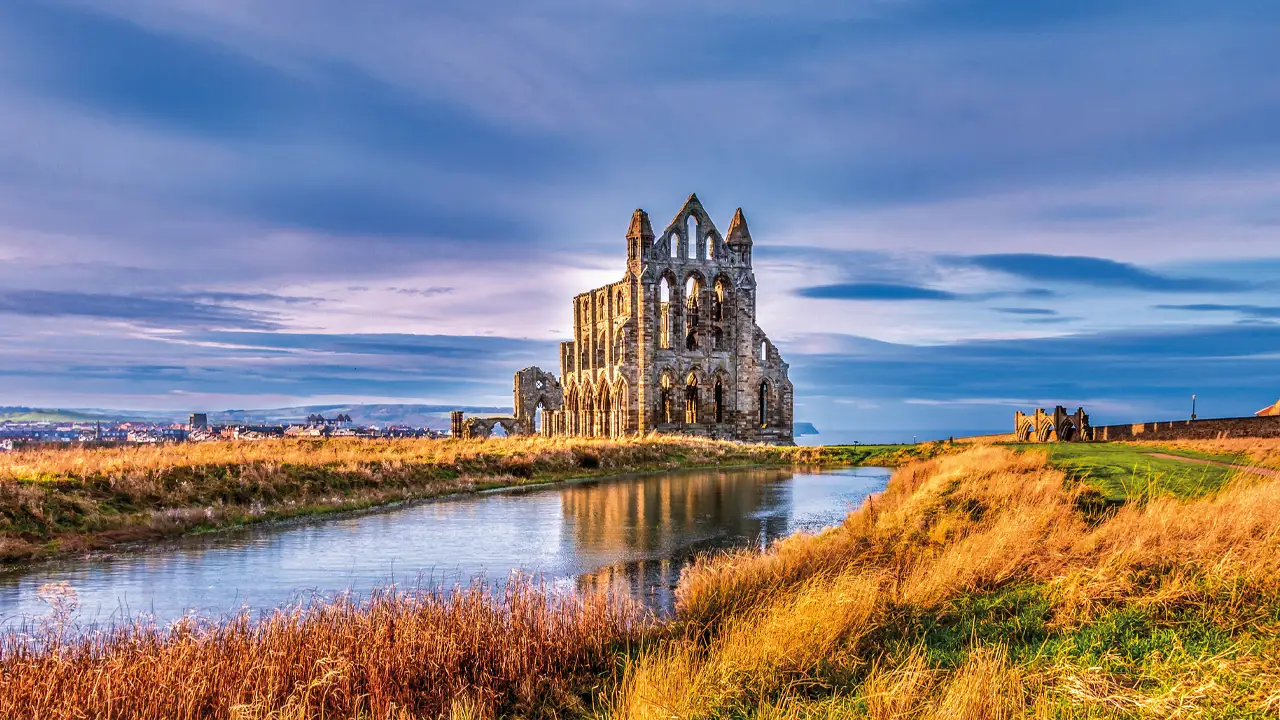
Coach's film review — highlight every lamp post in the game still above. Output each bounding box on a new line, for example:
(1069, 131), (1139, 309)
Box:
(1191, 394), (1197, 421)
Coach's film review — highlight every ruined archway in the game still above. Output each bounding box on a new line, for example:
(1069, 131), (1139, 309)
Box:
(514, 367), (564, 435)
(1014, 407), (1091, 443)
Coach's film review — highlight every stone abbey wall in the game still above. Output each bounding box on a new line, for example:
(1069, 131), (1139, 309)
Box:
(1012, 406), (1280, 443)
(534, 194), (794, 444)
(1091, 415), (1280, 441)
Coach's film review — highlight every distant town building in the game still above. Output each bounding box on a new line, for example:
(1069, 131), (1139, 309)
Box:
(189, 413), (208, 429)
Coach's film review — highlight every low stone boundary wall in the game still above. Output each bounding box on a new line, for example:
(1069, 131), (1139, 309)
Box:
(1091, 415), (1280, 441)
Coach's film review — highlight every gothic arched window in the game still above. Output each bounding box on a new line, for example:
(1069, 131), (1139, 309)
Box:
(660, 375), (674, 424)
(685, 373), (699, 424)
(658, 276), (672, 350)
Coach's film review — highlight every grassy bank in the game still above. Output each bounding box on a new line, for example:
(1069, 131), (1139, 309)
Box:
(0, 436), (944, 564)
(1004, 441), (1244, 499)
(613, 443), (1280, 718)
(7, 442), (1279, 717)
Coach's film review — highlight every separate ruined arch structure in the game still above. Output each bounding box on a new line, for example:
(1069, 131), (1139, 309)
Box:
(539, 194), (794, 443)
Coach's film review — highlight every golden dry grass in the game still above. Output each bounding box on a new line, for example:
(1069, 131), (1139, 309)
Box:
(0, 436), (885, 563)
(1147, 436), (1280, 471)
(611, 445), (1280, 718)
(9, 443), (1280, 717)
(0, 578), (649, 720)
(0, 435), (833, 481)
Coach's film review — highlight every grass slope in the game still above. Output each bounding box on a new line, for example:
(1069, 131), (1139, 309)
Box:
(6, 442), (1280, 717)
(614, 445), (1280, 719)
(1006, 441), (1244, 500)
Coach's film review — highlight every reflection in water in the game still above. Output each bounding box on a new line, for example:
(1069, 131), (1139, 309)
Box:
(0, 466), (889, 626)
(565, 467), (885, 608)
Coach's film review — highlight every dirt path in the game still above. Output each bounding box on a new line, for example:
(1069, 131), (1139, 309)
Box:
(1147, 453), (1280, 479)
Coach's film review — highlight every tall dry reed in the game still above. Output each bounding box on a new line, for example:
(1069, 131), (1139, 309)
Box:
(0, 578), (649, 720)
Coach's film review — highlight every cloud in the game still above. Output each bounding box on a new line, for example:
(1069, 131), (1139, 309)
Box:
(1156, 303), (1280, 319)
(175, 291), (324, 305)
(795, 283), (962, 301)
(0, 0), (1279, 433)
(955, 254), (1247, 292)
(0, 290), (283, 329)
(992, 307), (1057, 315)
(793, 283), (1059, 303)
(391, 287), (454, 297)
(785, 323), (1280, 433)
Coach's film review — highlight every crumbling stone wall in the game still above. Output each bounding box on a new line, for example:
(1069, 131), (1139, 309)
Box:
(513, 367), (563, 435)
(538, 194), (794, 444)
(1013, 408), (1280, 442)
(1092, 415), (1280, 441)
(1014, 406), (1091, 442)
(462, 416), (523, 439)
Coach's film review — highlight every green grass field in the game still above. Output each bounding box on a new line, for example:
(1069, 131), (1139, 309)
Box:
(1006, 442), (1248, 500)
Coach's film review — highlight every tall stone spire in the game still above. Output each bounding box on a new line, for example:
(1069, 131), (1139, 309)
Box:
(627, 208), (654, 240)
(726, 207), (752, 246)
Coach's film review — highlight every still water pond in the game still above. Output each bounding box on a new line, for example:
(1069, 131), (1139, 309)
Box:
(0, 466), (889, 626)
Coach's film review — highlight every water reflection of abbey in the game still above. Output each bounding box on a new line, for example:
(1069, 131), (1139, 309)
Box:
(564, 468), (796, 607)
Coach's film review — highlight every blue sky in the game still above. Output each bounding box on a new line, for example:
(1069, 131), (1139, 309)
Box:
(1, 0), (1279, 438)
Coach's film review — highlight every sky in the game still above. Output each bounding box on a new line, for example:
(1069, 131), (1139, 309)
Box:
(1, 0), (1279, 439)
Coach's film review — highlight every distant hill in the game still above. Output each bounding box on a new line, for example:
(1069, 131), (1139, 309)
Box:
(5, 403), (821, 434)
(198, 404), (508, 429)
(793, 422), (820, 436)
(0, 406), (141, 423)
(66, 403), (509, 430)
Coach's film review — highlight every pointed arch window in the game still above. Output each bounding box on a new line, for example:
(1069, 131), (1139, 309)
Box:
(714, 377), (724, 424)
(759, 380), (770, 428)
(685, 373), (699, 424)
(685, 276), (702, 350)
(600, 386), (613, 438)
(711, 284), (724, 321)
(660, 375), (674, 424)
(658, 276), (672, 350)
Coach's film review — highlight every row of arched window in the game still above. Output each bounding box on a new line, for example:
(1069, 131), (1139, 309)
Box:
(661, 215), (714, 261)
(658, 274), (732, 352)
(574, 327), (629, 372)
(561, 379), (630, 438)
(655, 374), (774, 428)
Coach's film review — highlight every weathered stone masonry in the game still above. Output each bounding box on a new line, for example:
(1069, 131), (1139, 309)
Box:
(525, 194), (795, 443)
(1013, 406), (1280, 442)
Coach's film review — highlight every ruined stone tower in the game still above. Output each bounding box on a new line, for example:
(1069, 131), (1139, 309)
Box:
(537, 194), (794, 443)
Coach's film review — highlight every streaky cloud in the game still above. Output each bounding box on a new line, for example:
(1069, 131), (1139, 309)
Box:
(795, 283), (961, 301)
(992, 307), (1058, 315)
(1156, 303), (1280, 319)
(794, 283), (1058, 302)
(956, 254), (1247, 293)
(0, 290), (282, 330)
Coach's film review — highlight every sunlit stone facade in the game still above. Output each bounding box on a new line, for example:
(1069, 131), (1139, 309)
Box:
(537, 194), (793, 444)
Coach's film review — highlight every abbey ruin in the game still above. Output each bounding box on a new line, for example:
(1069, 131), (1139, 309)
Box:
(456, 194), (795, 444)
